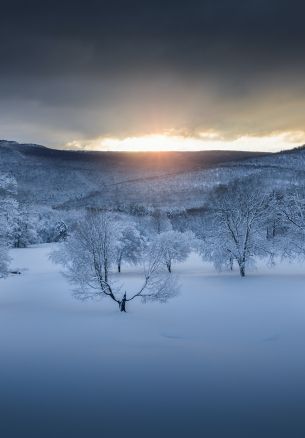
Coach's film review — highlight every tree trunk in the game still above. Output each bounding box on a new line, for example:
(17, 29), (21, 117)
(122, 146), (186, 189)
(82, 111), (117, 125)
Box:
(119, 293), (127, 312)
(167, 262), (172, 273)
(272, 220), (276, 238)
(104, 262), (108, 283)
(118, 262), (121, 273)
(229, 256), (233, 271)
(239, 265), (245, 277)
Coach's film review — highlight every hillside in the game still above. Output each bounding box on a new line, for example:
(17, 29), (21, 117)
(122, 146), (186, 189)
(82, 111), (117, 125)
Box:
(2, 139), (305, 210)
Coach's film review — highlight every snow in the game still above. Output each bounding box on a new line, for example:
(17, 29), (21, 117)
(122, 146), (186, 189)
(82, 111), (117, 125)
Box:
(1, 245), (305, 437)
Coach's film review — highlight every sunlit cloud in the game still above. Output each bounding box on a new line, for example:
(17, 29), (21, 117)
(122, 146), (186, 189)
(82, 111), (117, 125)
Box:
(64, 131), (305, 153)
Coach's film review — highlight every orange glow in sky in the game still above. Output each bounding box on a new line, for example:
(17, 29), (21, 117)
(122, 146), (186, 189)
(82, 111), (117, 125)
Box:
(64, 131), (305, 153)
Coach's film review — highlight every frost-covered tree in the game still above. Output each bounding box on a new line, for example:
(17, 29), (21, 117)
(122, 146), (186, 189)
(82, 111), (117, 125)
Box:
(201, 181), (272, 277)
(53, 221), (68, 242)
(115, 222), (145, 272)
(36, 208), (80, 244)
(0, 174), (19, 244)
(0, 247), (10, 279)
(52, 212), (177, 312)
(0, 174), (18, 276)
(12, 206), (38, 248)
(150, 208), (172, 234)
(277, 188), (305, 257)
(150, 230), (195, 273)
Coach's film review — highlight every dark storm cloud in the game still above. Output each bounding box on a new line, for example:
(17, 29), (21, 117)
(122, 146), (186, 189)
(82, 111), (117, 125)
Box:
(1, 0), (305, 146)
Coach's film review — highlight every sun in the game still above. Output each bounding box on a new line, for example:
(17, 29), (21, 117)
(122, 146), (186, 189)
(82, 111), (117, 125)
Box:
(100, 134), (190, 152)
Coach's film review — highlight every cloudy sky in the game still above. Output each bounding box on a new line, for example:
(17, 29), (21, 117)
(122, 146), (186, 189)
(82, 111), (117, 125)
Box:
(1, 0), (305, 151)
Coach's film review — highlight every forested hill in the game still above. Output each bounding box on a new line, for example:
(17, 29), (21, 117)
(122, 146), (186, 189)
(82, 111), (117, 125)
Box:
(0, 139), (265, 171)
(1, 139), (304, 210)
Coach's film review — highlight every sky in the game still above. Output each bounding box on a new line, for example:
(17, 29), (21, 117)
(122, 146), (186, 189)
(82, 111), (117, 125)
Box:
(1, 0), (305, 152)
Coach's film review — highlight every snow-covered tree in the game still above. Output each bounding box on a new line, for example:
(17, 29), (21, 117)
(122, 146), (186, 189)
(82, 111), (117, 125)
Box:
(62, 212), (120, 282)
(0, 173), (18, 276)
(150, 230), (195, 273)
(115, 222), (145, 272)
(277, 188), (305, 257)
(0, 175), (18, 243)
(201, 181), (272, 277)
(52, 212), (177, 312)
(53, 221), (68, 242)
(0, 246), (10, 279)
(36, 208), (80, 244)
(150, 208), (172, 234)
(11, 206), (38, 248)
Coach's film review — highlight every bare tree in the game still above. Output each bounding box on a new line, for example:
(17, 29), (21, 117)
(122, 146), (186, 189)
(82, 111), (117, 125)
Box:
(52, 212), (177, 312)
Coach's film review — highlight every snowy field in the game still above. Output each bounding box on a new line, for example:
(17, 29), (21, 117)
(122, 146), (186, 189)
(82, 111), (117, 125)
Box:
(1, 245), (305, 437)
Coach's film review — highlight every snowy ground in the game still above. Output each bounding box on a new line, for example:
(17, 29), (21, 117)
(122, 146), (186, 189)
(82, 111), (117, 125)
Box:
(1, 245), (305, 437)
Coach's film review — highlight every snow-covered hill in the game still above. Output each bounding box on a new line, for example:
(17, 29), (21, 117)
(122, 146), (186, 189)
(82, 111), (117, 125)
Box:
(2, 139), (305, 210)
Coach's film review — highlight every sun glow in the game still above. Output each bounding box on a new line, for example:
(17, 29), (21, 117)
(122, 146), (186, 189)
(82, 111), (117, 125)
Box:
(100, 134), (203, 152)
(65, 131), (305, 153)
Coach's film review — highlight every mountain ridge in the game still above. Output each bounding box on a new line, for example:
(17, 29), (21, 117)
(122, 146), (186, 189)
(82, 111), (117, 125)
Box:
(1, 139), (304, 210)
